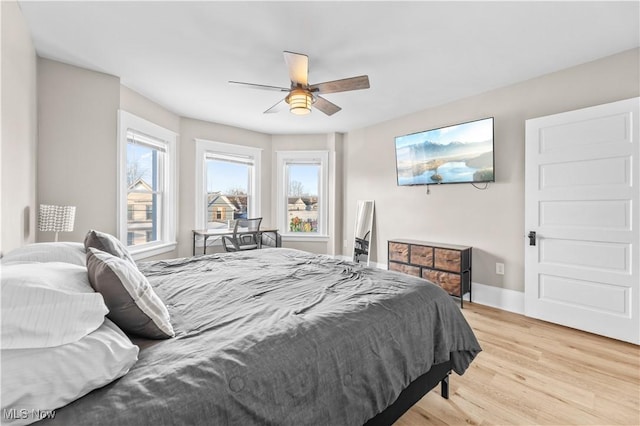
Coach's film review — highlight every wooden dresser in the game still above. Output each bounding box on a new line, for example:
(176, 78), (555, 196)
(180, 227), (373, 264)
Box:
(388, 239), (472, 308)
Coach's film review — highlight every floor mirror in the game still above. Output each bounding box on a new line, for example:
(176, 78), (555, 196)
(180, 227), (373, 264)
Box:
(353, 200), (375, 265)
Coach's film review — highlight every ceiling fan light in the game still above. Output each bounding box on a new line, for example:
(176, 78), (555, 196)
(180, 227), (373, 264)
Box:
(286, 89), (312, 115)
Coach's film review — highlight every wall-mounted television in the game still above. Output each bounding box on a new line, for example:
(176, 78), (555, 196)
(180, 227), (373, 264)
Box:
(394, 117), (494, 186)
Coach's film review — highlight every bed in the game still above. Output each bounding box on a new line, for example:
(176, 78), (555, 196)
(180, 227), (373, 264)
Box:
(1, 240), (481, 425)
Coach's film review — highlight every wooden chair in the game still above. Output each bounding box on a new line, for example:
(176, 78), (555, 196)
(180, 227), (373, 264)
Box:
(222, 217), (263, 252)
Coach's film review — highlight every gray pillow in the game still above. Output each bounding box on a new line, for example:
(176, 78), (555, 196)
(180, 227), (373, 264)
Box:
(84, 230), (135, 265)
(86, 247), (174, 339)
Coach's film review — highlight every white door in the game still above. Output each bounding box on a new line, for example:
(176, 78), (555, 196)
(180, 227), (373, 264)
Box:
(525, 97), (639, 345)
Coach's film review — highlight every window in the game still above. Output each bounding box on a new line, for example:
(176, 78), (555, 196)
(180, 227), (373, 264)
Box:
(286, 164), (319, 233)
(276, 151), (329, 239)
(126, 138), (163, 244)
(195, 140), (262, 231)
(118, 111), (177, 259)
(205, 155), (251, 229)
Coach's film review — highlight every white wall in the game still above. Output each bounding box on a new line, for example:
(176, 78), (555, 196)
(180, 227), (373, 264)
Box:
(36, 62), (185, 252)
(120, 86), (180, 135)
(37, 58), (120, 243)
(343, 48), (640, 293)
(1, 1), (38, 255)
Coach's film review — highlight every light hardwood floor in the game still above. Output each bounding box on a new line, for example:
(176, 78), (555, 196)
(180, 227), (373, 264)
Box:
(396, 303), (640, 425)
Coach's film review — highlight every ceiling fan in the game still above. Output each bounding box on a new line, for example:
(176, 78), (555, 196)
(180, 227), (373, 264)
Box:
(229, 51), (370, 116)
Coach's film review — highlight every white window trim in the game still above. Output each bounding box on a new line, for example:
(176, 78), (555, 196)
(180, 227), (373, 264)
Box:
(194, 139), (262, 231)
(117, 110), (178, 259)
(276, 150), (329, 241)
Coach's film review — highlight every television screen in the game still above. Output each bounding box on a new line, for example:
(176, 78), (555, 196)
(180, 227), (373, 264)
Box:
(394, 117), (494, 186)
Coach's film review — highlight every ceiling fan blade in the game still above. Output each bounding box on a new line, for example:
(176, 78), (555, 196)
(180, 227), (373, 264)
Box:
(309, 75), (370, 94)
(313, 96), (342, 116)
(264, 98), (287, 114)
(229, 81), (289, 92)
(283, 51), (308, 86)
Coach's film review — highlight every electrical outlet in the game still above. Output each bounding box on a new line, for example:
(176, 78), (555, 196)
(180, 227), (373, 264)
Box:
(343, 239), (347, 249)
(496, 262), (505, 275)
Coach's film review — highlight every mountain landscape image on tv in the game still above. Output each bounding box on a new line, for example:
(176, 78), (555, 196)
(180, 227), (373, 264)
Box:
(394, 117), (494, 186)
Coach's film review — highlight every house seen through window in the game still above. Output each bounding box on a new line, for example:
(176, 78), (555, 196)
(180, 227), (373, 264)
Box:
(194, 139), (262, 232)
(118, 110), (177, 259)
(126, 133), (165, 246)
(287, 164), (320, 233)
(276, 150), (328, 238)
(205, 155), (252, 229)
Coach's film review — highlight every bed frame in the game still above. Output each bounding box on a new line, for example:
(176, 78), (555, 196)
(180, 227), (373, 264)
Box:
(365, 361), (452, 426)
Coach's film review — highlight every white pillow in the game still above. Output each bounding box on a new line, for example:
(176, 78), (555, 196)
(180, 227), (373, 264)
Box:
(1, 242), (86, 266)
(1, 262), (108, 349)
(1, 318), (139, 426)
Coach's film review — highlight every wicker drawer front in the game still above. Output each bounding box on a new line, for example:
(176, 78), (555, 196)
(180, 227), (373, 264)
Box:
(410, 245), (433, 267)
(423, 269), (461, 296)
(389, 261), (421, 277)
(388, 239), (471, 308)
(434, 248), (462, 272)
(389, 242), (409, 263)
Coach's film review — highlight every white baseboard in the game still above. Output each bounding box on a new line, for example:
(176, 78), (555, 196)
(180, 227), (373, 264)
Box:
(469, 282), (524, 315)
(369, 260), (387, 270)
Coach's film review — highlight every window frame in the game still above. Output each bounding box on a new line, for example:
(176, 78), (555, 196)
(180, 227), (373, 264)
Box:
(117, 110), (177, 260)
(276, 150), (329, 241)
(194, 139), (262, 231)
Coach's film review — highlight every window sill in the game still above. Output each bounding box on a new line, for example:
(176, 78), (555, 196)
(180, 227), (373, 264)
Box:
(281, 234), (329, 243)
(129, 241), (177, 261)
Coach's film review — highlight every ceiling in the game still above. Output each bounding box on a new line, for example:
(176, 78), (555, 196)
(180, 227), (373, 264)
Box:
(18, 1), (640, 135)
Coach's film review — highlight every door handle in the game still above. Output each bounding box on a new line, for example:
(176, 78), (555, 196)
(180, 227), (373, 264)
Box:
(528, 231), (537, 246)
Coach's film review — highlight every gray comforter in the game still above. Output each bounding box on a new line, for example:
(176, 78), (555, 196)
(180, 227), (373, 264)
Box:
(44, 248), (481, 425)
